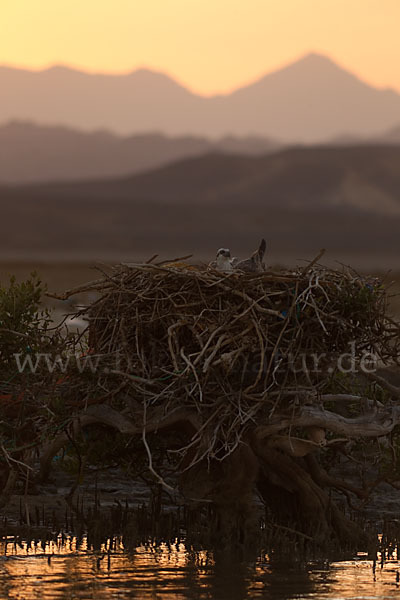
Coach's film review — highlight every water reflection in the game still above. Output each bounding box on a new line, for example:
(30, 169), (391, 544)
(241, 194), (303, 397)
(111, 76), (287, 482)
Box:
(0, 537), (399, 599)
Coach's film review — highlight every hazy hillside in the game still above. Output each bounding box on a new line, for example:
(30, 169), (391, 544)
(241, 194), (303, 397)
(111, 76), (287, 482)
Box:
(29, 145), (400, 215)
(328, 124), (400, 146)
(1, 54), (400, 142)
(377, 124), (400, 144)
(1, 146), (399, 266)
(0, 122), (278, 184)
(2, 120), (400, 185)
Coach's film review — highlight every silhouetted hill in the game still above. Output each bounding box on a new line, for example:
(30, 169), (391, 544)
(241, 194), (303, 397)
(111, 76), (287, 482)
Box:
(1, 54), (400, 142)
(1, 146), (399, 266)
(31, 145), (400, 215)
(0, 121), (279, 183)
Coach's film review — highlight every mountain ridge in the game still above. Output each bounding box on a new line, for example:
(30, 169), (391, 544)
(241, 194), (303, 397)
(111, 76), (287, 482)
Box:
(2, 118), (400, 185)
(13, 144), (400, 216)
(1, 53), (400, 141)
(0, 120), (279, 184)
(1, 145), (399, 263)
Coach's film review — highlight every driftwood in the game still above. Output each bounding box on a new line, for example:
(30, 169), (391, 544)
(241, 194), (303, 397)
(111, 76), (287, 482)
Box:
(255, 402), (400, 439)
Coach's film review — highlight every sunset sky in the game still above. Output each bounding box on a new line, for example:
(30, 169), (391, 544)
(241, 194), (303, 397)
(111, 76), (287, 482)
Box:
(1, 0), (400, 95)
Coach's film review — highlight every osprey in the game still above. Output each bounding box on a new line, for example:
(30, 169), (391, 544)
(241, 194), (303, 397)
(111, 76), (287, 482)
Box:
(210, 248), (234, 272)
(233, 239), (266, 272)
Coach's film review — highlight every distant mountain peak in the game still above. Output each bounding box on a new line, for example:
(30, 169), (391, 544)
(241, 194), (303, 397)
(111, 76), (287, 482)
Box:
(45, 64), (73, 72)
(127, 67), (192, 92)
(43, 64), (83, 74)
(0, 55), (400, 141)
(282, 52), (345, 75)
(129, 67), (173, 81)
(130, 67), (163, 76)
(298, 52), (336, 64)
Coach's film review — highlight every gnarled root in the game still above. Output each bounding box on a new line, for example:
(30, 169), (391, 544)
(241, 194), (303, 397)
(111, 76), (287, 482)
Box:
(252, 435), (367, 547)
(179, 442), (259, 547)
(38, 404), (199, 482)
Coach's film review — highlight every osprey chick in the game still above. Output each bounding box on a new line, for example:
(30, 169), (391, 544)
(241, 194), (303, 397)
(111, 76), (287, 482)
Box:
(233, 239), (266, 272)
(210, 248), (234, 272)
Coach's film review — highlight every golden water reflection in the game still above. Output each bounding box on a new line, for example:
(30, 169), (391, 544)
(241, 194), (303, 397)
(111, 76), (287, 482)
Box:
(0, 537), (399, 599)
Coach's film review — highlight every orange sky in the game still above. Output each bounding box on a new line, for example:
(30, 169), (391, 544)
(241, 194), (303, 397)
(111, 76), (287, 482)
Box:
(1, 0), (400, 95)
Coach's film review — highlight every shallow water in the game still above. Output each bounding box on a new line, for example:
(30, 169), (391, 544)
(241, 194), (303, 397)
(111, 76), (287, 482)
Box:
(0, 537), (399, 600)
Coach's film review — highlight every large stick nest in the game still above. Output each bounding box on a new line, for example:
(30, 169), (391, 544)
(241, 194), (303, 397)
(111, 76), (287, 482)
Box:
(1, 259), (400, 545)
(62, 259), (399, 468)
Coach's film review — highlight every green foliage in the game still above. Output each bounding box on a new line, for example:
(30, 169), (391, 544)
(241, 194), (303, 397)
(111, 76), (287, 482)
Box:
(0, 272), (52, 371)
(341, 281), (383, 324)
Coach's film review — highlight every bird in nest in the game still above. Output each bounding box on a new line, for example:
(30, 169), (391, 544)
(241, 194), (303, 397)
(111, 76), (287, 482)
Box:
(210, 239), (267, 273)
(209, 248), (234, 272)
